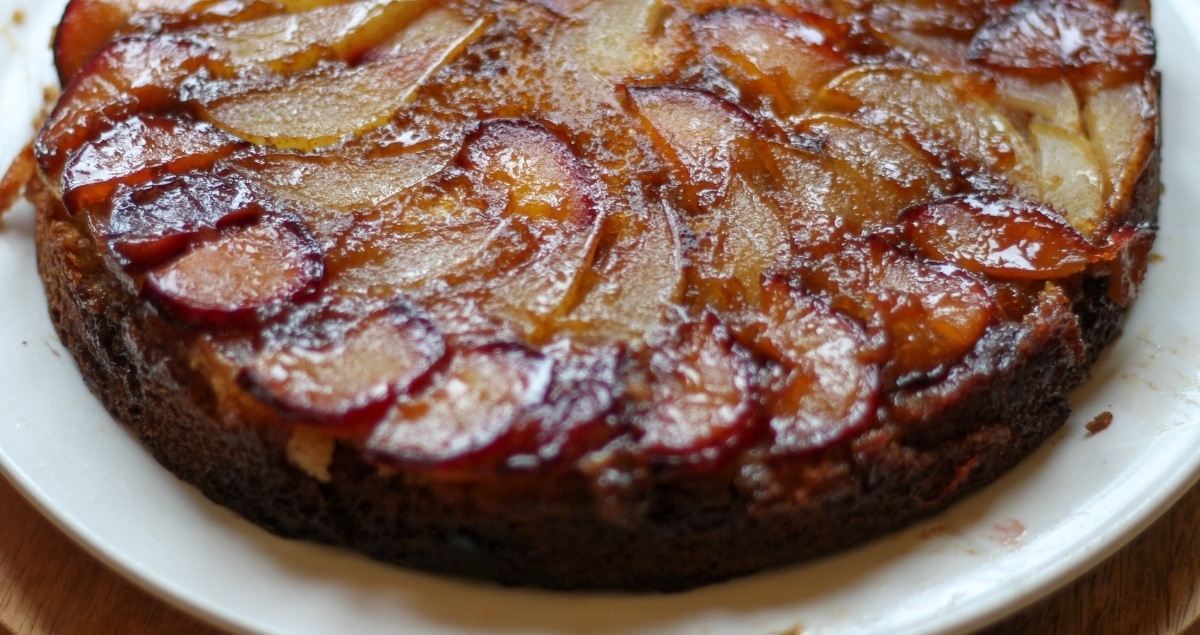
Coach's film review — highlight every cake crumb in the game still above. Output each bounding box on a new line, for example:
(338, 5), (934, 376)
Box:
(287, 427), (335, 482)
(1085, 411), (1114, 436)
(0, 144), (34, 214)
(12, 9), (24, 25)
(988, 518), (1026, 547)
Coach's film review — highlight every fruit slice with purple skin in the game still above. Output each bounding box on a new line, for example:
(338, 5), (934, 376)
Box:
(53, 0), (210, 83)
(627, 85), (792, 309)
(143, 215), (324, 325)
(62, 116), (245, 214)
(695, 8), (851, 117)
(452, 119), (605, 337)
(240, 301), (444, 427)
(755, 276), (881, 453)
(51, 0), (363, 83)
(968, 0), (1155, 84)
(627, 85), (763, 209)
(37, 36), (225, 179)
(366, 343), (554, 468)
(637, 314), (758, 464)
(900, 194), (1108, 280)
(104, 173), (262, 268)
(792, 236), (995, 386)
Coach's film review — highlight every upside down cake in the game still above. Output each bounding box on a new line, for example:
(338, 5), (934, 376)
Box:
(5, 0), (1160, 590)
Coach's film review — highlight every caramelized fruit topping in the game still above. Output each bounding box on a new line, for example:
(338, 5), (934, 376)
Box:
(38, 0), (1157, 469)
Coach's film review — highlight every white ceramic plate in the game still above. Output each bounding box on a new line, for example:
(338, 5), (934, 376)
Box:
(3, 2), (1200, 634)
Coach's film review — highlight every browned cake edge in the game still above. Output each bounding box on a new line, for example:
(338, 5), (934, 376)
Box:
(25, 101), (1161, 592)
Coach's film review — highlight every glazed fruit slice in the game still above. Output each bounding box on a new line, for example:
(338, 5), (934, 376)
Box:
(792, 237), (995, 385)
(628, 85), (762, 208)
(694, 8), (850, 117)
(187, 0), (432, 73)
(900, 194), (1108, 280)
(637, 315), (758, 463)
(367, 343), (554, 467)
(240, 301), (444, 427)
(793, 114), (955, 229)
(753, 277), (881, 452)
(564, 200), (685, 338)
(197, 46), (456, 150)
(38, 37), (223, 178)
(447, 119), (605, 336)
(969, 0), (1155, 83)
(816, 65), (1039, 196)
(104, 173), (261, 267)
(53, 0), (212, 83)
(62, 116), (244, 213)
(143, 215), (324, 325)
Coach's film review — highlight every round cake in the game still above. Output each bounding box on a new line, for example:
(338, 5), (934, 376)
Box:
(12, 0), (1159, 590)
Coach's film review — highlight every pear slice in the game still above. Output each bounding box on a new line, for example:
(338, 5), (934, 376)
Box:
(199, 46), (451, 150)
(817, 65), (1038, 197)
(1030, 120), (1104, 235)
(189, 0), (432, 73)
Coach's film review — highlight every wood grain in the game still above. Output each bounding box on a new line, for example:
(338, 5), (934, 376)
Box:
(0, 475), (221, 635)
(3, 469), (1200, 635)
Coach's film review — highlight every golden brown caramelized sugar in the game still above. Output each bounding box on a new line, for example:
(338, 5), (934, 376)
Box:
(37, 0), (1157, 475)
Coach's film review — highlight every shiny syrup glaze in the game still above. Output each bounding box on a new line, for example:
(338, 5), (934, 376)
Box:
(38, 0), (1157, 473)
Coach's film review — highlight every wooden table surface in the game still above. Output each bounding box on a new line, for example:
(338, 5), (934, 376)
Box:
(3, 472), (1200, 635)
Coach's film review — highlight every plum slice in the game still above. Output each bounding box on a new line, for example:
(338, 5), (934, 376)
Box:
(51, 0), (364, 83)
(969, 0), (1155, 84)
(143, 215), (324, 325)
(450, 119), (605, 337)
(695, 8), (850, 117)
(627, 85), (762, 209)
(755, 277), (881, 453)
(62, 116), (244, 214)
(105, 173), (262, 268)
(366, 343), (553, 468)
(37, 36), (223, 179)
(53, 0), (211, 84)
(900, 194), (1109, 280)
(240, 301), (444, 427)
(637, 315), (758, 464)
(793, 237), (995, 386)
